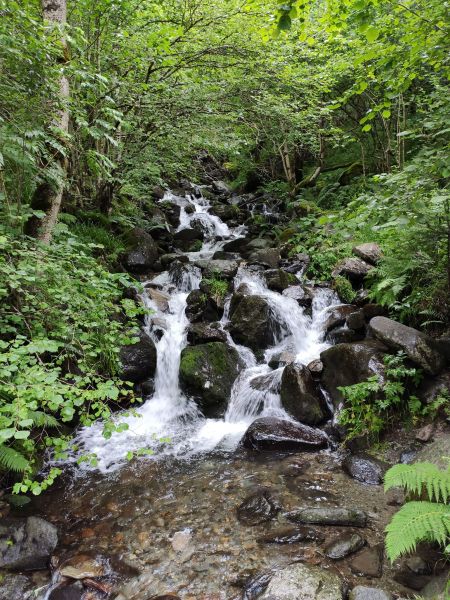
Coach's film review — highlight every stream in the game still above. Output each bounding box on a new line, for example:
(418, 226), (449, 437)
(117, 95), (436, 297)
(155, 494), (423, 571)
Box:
(27, 188), (426, 599)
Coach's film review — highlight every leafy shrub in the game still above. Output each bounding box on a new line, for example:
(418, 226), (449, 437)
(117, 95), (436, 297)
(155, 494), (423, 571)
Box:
(333, 275), (356, 303)
(384, 462), (450, 561)
(203, 272), (229, 303)
(338, 352), (423, 440)
(0, 232), (144, 493)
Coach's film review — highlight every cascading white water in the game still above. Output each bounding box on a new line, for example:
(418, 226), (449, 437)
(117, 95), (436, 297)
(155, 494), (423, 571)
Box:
(72, 190), (341, 472)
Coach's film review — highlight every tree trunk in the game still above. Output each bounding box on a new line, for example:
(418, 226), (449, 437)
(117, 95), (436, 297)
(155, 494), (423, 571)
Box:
(26, 0), (69, 244)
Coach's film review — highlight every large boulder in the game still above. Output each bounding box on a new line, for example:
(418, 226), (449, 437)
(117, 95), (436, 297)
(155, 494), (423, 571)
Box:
(248, 248), (281, 268)
(369, 316), (446, 375)
(259, 563), (343, 600)
(241, 417), (328, 452)
(280, 364), (328, 425)
(122, 228), (159, 273)
(120, 332), (157, 384)
(185, 289), (221, 322)
(332, 257), (373, 285)
(322, 304), (357, 333)
(179, 342), (242, 416)
(349, 587), (392, 600)
(187, 322), (227, 345)
(0, 517), (58, 570)
(320, 341), (388, 407)
(282, 285), (314, 308)
(352, 243), (383, 265)
(0, 574), (34, 600)
(263, 269), (296, 291)
(229, 295), (281, 351)
(194, 258), (239, 280)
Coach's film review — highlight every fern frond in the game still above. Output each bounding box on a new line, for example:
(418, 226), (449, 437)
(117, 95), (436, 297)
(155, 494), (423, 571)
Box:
(384, 462), (450, 503)
(27, 410), (59, 428)
(385, 501), (450, 561)
(0, 445), (30, 472)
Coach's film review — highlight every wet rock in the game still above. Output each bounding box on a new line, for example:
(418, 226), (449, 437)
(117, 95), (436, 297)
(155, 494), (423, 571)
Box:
(320, 341), (388, 407)
(49, 582), (85, 600)
(361, 303), (386, 319)
(212, 250), (240, 261)
(237, 489), (280, 525)
(194, 258), (239, 280)
(414, 435), (450, 469)
(146, 287), (171, 311)
(122, 228), (159, 273)
(247, 248), (281, 268)
(342, 453), (389, 485)
(187, 322), (227, 345)
(307, 359), (323, 378)
(242, 571), (273, 600)
(369, 316), (446, 375)
(241, 417), (328, 452)
(120, 332), (157, 384)
(222, 237), (251, 253)
(405, 555), (431, 575)
(324, 532), (365, 559)
(179, 342), (243, 417)
(415, 423), (435, 442)
(286, 506), (367, 527)
(250, 372), (281, 393)
(209, 203), (239, 222)
(332, 257), (373, 285)
(263, 269), (296, 291)
(0, 516), (57, 570)
(0, 573), (33, 600)
(417, 369), (450, 406)
(419, 572), (449, 598)
(257, 526), (324, 545)
(259, 563), (343, 600)
(350, 545), (383, 578)
(173, 227), (203, 242)
(352, 243), (382, 265)
(268, 351), (295, 369)
(168, 260), (200, 289)
(346, 311), (366, 331)
(323, 305), (357, 333)
(393, 571), (430, 591)
(282, 285), (314, 308)
(280, 364), (327, 425)
(185, 289), (221, 322)
(327, 327), (365, 345)
(59, 554), (106, 579)
(212, 180), (231, 194)
(349, 586), (392, 600)
(159, 253), (189, 268)
(229, 295), (281, 351)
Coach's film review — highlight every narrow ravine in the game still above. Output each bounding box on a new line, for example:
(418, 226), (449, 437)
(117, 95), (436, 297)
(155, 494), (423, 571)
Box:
(23, 185), (448, 600)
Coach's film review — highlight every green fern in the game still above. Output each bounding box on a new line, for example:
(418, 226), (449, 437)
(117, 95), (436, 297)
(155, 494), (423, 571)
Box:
(27, 410), (59, 429)
(0, 445), (30, 473)
(385, 501), (450, 561)
(385, 462), (450, 503)
(384, 462), (450, 561)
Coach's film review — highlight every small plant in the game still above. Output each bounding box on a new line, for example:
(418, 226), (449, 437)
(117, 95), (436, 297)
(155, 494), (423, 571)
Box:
(203, 271), (228, 303)
(384, 462), (450, 561)
(338, 352), (423, 440)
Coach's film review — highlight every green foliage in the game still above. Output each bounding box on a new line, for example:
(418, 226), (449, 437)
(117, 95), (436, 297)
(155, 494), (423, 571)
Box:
(384, 462), (450, 561)
(0, 229), (144, 492)
(203, 272), (229, 303)
(332, 276), (356, 304)
(338, 352), (423, 440)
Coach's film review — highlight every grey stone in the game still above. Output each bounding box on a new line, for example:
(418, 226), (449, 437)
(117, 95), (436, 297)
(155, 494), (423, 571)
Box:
(332, 257), (373, 285)
(324, 532), (365, 559)
(120, 331), (157, 384)
(342, 453), (389, 485)
(237, 489), (280, 526)
(229, 294), (281, 351)
(286, 506), (367, 527)
(349, 586), (392, 600)
(259, 563), (343, 600)
(280, 363), (327, 425)
(241, 417), (328, 452)
(0, 574), (33, 600)
(369, 316), (446, 375)
(0, 516), (57, 570)
(352, 243), (383, 265)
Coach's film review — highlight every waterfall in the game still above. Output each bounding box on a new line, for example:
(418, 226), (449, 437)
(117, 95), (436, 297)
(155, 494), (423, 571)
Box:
(71, 190), (340, 472)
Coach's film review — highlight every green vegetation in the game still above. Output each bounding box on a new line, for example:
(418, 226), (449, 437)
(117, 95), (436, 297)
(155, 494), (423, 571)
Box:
(203, 272), (229, 303)
(338, 352), (423, 441)
(384, 462), (450, 561)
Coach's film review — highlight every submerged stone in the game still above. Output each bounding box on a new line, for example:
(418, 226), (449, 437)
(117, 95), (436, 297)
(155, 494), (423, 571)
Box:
(259, 563), (343, 600)
(258, 526), (324, 545)
(286, 506), (368, 527)
(237, 489), (280, 526)
(324, 532), (365, 559)
(342, 453), (389, 485)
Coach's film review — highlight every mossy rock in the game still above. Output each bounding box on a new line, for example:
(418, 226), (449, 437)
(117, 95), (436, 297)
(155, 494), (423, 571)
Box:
(179, 342), (243, 417)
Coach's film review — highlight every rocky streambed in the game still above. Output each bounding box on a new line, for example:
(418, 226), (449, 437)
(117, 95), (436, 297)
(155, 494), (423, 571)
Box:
(0, 181), (449, 599)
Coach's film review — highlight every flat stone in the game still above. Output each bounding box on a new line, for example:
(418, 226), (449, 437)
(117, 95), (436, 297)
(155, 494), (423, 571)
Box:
(349, 586), (392, 600)
(350, 545), (383, 578)
(259, 563), (343, 600)
(352, 243), (382, 265)
(59, 554), (106, 579)
(324, 532), (365, 559)
(332, 257), (373, 285)
(286, 506), (367, 527)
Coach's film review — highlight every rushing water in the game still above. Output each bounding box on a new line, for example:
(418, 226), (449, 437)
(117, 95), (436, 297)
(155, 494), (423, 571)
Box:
(73, 191), (339, 473)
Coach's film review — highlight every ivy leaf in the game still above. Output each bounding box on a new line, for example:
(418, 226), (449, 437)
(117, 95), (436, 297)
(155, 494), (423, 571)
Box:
(365, 27), (379, 43)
